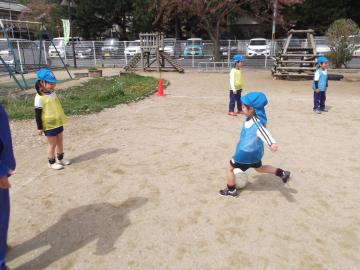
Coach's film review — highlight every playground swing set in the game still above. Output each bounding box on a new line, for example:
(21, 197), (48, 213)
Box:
(0, 19), (72, 90)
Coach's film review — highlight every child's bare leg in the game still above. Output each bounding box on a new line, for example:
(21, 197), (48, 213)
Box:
(226, 163), (236, 186)
(47, 136), (57, 160)
(55, 131), (71, 165)
(255, 165), (277, 174)
(255, 165), (290, 183)
(219, 162), (239, 197)
(56, 132), (64, 154)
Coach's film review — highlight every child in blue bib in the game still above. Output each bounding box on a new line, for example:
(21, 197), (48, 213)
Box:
(312, 56), (329, 114)
(219, 92), (290, 197)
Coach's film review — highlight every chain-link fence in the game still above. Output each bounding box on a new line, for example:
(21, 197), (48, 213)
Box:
(1, 38), (360, 76)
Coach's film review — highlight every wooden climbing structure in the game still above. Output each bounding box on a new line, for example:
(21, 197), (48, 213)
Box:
(124, 32), (184, 73)
(272, 29), (317, 79)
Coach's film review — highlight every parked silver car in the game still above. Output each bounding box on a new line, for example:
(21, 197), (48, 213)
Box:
(0, 38), (43, 72)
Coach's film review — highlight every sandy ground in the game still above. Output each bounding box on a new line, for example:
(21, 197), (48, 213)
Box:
(4, 69), (360, 270)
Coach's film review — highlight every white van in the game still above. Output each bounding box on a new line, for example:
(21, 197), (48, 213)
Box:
(48, 37), (82, 58)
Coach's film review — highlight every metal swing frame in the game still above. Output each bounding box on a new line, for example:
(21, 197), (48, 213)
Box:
(0, 19), (72, 90)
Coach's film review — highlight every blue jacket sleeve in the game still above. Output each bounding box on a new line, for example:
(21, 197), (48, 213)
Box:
(0, 137), (9, 177)
(0, 105), (16, 177)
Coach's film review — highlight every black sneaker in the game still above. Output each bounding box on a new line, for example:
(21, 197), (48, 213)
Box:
(281, 171), (291, 183)
(219, 187), (239, 197)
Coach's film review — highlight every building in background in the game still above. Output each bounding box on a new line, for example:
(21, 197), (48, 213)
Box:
(0, 0), (30, 38)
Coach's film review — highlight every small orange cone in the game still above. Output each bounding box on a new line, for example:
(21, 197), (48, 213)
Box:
(157, 79), (164, 96)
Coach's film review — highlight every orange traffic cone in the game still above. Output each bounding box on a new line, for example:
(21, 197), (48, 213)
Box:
(157, 79), (164, 96)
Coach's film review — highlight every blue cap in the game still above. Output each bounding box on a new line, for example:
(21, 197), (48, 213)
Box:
(232, 54), (244, 62)
(241, 92), (268, 125)
(317, 56), (329, 65)
(35, 69), (59, 83)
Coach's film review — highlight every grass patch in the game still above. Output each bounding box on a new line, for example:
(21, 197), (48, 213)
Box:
(0, 78), (72, 89)
(0, 73), (159, 120)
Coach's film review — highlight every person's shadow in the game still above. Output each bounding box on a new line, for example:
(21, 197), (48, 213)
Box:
(245, 174), (298, 202)
(71, 148), (119, 164)
(7, 197), (148, 270)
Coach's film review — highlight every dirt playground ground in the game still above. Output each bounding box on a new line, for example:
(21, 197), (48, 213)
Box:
(5, 70), (360, 270)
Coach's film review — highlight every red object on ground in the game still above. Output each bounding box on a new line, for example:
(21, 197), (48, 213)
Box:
(157, 79), (164, 96)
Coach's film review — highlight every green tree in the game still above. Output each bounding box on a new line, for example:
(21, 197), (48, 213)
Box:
(153, 0), (303, 61)
(284, 0), (360, 35)
(326, 19), (360, 68)
(131, 0), (159, 36)
(73, 0), (133, 39)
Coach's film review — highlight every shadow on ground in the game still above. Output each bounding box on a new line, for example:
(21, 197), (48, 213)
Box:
(245, 174), (298, 202)
(71, 148), (119, 164)
(8, 197), (148, 270)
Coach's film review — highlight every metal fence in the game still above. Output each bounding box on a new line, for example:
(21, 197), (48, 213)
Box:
(1, 38), (360, 76)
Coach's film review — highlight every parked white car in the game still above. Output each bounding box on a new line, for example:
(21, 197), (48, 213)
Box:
(48, 37), (82, 58)
(246, 38), (270, 57)
(0, 38), (42, 71)
(163, 38), (176, 57)
(315, 44), (331, 55)
(353, 45), (360, 57)
(124, 40), (141, 57)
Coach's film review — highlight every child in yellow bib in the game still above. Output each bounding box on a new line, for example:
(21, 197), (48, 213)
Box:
(228, 54), (244, 116)
(34, 69), (71, 170)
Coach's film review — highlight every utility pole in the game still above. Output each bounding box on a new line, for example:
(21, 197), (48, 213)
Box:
(271, 0), (278, 56)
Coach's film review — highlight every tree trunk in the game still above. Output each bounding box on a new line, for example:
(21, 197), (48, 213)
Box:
(206, 20), (221, 61)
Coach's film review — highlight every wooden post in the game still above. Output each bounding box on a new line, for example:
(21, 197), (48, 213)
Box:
(283, 33), (292, 54)
(140, 48), (144, 71)
(309, 33), (316, 54)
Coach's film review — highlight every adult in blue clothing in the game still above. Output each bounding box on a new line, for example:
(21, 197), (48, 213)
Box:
(0, 105), (16, 270)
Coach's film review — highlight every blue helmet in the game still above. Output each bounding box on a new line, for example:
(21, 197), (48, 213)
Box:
(317, 56), (329, 65)
(35, 68), (59, 83)
(232, 54), (244, 62)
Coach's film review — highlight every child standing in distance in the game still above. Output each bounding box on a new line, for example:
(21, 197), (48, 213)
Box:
(312, 56), (329, 114)
(219, 92), (290, 197)
(34, 69), (71, 170)
(228, 54), (244, 116)
(0, 105), (16, 270)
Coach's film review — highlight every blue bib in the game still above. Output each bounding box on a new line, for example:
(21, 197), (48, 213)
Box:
(312, 69), (328, 92)
(233, 120), (264, 164)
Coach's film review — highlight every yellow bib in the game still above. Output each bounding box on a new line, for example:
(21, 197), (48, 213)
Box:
(232, 68), (243, 90)
(37, 93), (67, 131)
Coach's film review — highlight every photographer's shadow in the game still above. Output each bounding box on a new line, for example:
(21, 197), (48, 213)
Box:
(8, 197), (148, 270)
(245, 174), (298, 202)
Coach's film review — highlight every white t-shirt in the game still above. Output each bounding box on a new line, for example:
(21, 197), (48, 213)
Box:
(314, 69), (327, 81)
(34, 92), (57, 108)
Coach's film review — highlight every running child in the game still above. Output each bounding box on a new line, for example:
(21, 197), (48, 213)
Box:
(34, 69), (71, 170)
(228, 54), (244, 116)
(312, 56), (329, 114)
(219, 92), (290, 197)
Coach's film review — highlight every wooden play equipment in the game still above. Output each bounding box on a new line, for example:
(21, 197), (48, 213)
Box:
(124, 32), (184, 73)
(272, 29), (317, 79)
